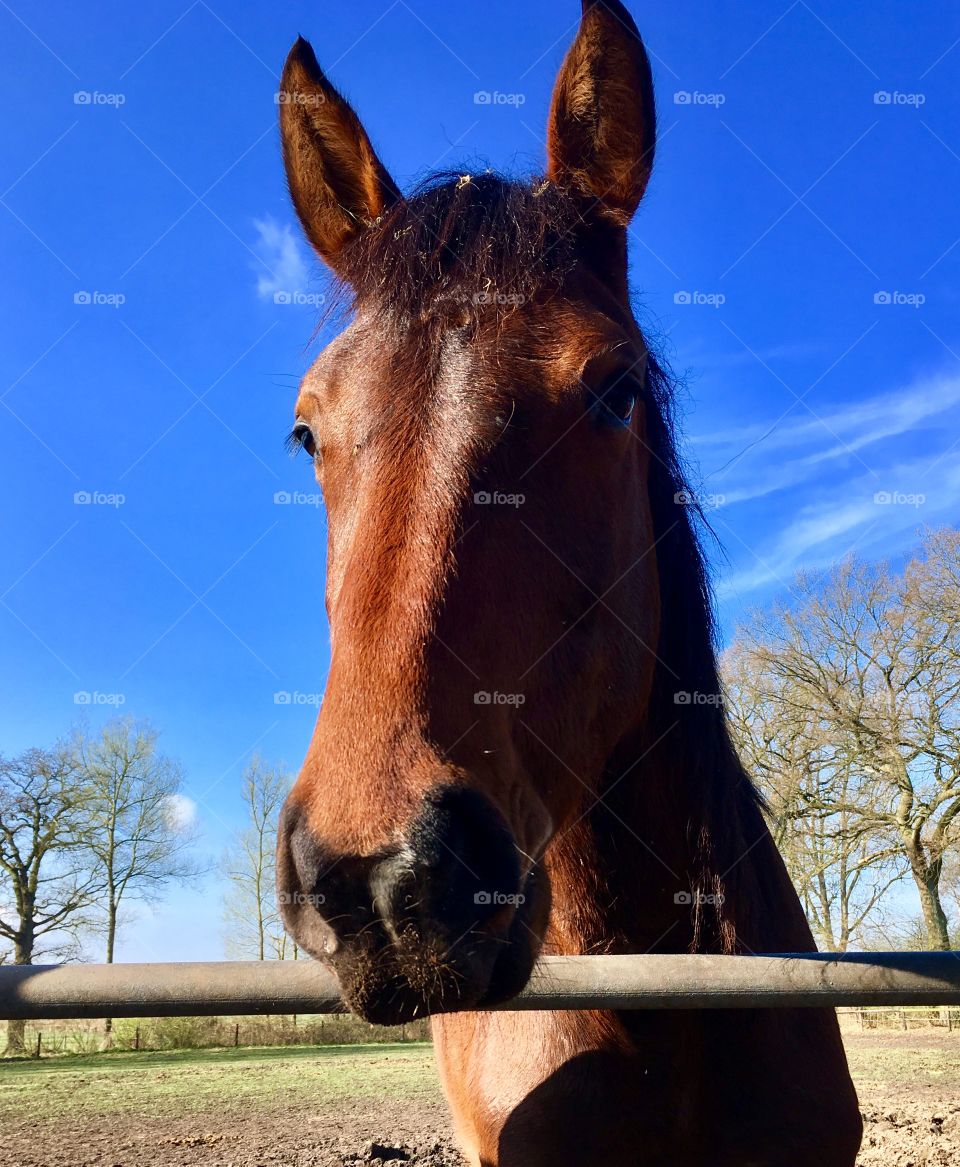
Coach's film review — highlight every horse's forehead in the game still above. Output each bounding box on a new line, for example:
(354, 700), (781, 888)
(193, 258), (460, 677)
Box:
(303, 324), (369, 386)
(300, 303), (637, 409)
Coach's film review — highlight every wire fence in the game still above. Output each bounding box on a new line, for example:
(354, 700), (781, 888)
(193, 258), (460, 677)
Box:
(838, 1005), (960, 1031)
(19, 1013), (431, 1057)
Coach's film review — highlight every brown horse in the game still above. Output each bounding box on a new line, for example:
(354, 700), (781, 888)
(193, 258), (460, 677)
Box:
(274, 3), (862, 1163)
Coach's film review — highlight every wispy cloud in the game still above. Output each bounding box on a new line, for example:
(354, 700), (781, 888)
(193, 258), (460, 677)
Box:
(251, 217), (311, 300)
(717, 454), (960, 598)
(699, 370), (960, 601)
(681, 340), (827, 372)
(699, 373), (960, 505)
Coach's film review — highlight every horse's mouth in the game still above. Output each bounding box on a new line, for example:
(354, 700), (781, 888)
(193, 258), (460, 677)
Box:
(332, 865), (549, 1025)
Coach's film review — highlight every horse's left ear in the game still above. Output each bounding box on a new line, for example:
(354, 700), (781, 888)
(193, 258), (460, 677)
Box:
(546, 0), (656, 226)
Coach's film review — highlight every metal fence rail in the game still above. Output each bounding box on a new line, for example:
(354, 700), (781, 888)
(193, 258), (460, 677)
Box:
(2, 952), (960, 1020)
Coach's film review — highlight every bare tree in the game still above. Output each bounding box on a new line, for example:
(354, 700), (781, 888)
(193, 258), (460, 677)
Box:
(222, 757), (295, 960)
(734, 529), (960, 949)
(77, 719), (199, 970)
(0, 745), (99, 1054)
(725, 647), (899, 950)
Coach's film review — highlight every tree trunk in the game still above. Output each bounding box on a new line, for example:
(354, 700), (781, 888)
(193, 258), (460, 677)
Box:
(104, 897), (117, 1040)
(3, 1018), (26, 1058)
(916, 869), (951, 950)
(3, 940), (31, 1056)
(902, 828), (952, 950)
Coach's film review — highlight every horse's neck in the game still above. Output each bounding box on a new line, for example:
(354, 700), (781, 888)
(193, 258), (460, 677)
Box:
(543, 788), (698, 956)
(542, 747), (815, 958)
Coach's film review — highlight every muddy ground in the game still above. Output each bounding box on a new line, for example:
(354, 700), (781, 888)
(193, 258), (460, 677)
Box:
(1, 1031), (958, 1165)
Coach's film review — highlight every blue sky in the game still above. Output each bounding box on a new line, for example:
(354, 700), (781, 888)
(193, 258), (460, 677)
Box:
(2, 0), (958, 959)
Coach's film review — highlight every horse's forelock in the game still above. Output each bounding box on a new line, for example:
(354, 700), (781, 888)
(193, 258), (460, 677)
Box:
(330, 172), (582, 325)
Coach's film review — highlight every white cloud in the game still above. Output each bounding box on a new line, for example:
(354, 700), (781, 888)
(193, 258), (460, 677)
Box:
(717, 455), (960, 599)
(694, 369), (960, 602)
(252, 217), (312, 300)
(716, 499), (877, 597)
(697, 373), (960, 501)
(163, 793), (198, 832)
(683, 340), (827, 372)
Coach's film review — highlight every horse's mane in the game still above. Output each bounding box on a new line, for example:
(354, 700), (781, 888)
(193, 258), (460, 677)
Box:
(332, 172), (582, 323)
(638, 358), (768, 954)
(328, 171), (768, 955)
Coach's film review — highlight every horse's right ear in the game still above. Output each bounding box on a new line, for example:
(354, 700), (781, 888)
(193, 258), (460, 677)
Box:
(279, 37), (400, 273)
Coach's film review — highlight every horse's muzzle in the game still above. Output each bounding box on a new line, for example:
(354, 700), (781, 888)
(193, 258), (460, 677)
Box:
(276, 785), (547, 1023)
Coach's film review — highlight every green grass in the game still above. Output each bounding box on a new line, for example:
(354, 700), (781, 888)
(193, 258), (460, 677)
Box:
(0, 1042), (442, 1120)
(845, 1039), (960, 1086)
(4, 1035), (958, 1127)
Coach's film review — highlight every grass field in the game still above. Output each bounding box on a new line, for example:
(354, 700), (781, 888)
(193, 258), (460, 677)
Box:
(846, 1033), (960, 1088)
(0, 1042), (440, 1119)
(1, 1032), (959, 1165)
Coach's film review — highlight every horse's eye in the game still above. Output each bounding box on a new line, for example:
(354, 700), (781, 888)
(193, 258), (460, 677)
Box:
(590, 382), (639, 428)
(288, 422), (317, 460)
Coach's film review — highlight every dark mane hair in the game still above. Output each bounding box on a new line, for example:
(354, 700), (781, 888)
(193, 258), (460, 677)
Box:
(332, 169), (765, 954)
(639, 350), (767, 953)
(334, 172), (583, 323)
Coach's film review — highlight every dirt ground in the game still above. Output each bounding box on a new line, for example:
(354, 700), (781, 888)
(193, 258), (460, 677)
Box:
(846, 1031), (960, 1167)
(1, 1031), (958, 1166)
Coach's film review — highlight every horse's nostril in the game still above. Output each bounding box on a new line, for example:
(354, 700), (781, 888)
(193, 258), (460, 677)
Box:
(277, 787), (523, 966)
(405, 785), (522, 931)
(275, 801), (356, 958)
(369, 853), (420, 938)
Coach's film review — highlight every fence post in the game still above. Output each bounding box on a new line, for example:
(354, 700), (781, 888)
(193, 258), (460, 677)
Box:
(35, 1032), (41, 1058)
(234, 1022), (240, 1048)
(134, 1026), (140, 1051)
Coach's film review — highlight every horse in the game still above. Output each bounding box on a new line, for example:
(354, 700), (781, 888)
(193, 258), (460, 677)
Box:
(273, 3), (862, 1163)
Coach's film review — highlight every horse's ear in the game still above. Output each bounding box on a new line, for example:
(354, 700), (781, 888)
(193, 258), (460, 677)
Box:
(279, 37), (400, 272)
(546, 0), (656, 226)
